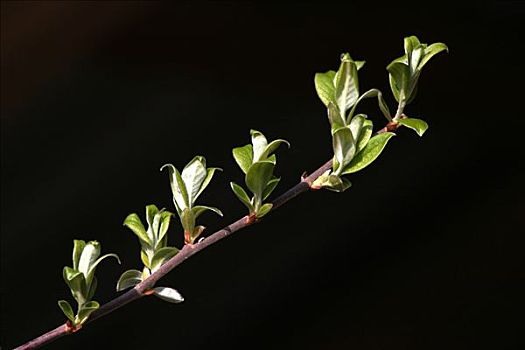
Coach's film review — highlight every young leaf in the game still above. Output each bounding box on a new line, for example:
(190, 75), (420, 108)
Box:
(63, 267), (87, 305)
(72, 240), (86, 271)
(153, 287), (184, 303)
(246, 160), (275, 199)
(195, 167), (222, 200)
(151, 247), (179, 271)
(58, 300), (75, 323)
(86, 253), (120, 286)
(313, 172), (351, 192)
(342, 132), (395, 174)
(160, 164), (189, 212)
(349, 114), (365, 142)
(251, 130), (268, 162)
(230, 182), (254, 211)
(404, 35), (421, 58)
(314, 70), (336, 107)
(141, 250), (151, 268)
(418, 43), (448, 71)
(182, 156), (207, 205)
(356, 119), (373, 153)
(180, 208), (195, 235)
(397, 118), (429, 136)
(256, 203), (273, 218)
(332, 125), (356, 175)
(145, 205), (159, 233)
(232, 144), (253, 174)
(262, 177), (280, 200)
(327, 102), (344, 126)
(191, 205), (223, 220)
(387, 61), (410, 103)
(335, 56), (359, 115)
(157, 211), (172, 247)
(77, 301), (100, 325)
(259, 139), (290, 161)
(124, 213), (151, 247)
(86, 276), (98, 301)
(116, 269), (143, 292)
(78, 241), (101, 279)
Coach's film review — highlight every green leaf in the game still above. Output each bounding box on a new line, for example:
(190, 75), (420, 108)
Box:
(230, 182), (254, 211)
(312, 171), (351, 192)
(387, 61), (410, 103)
(145, 205), (159, 234)
(314, 70), (336, 106)
(332, 125), (356, 175)
(78, 241), (100, 278)
(356, 119), (373, 153)
(410, 45), (424, 74)
(182, 156), (207, 205)
(349, 114), (365, 141)
(72, 240), (86, 271)
(342, 132), (395, 174)
(116, 269), (143, 292)
(327, 102), (344, 126)
(246, 160), (275, 199)
(86, 253), (120, 286)
(348, 88), (392, 121)
(160, 164), (189, 212)
(335, 57), (359, 115)
(397, 118), (429, 137)
(418, 43), (448, 71)
(58, 300), (75, 323)
(124, 213), (151, 247)
(259, 139), (290, 161)
(157, 211), (172, 248)
(180, 208), (195, 235)
(256, 203), (273, 218)
(232, 144), (253, 174)
(192, 205), (223, 220)
(153, 287), (184, 303)
(146, 205), (160, 244)
(63, 267), (87, 305)
(141, 250), (151, 268)
(151, 247), (179, 271)
(262, 177), (280, 200)
(404, 35), (421, 57)
(195, 167), (222, 200)
(251, 130), (268, 162)
(86, 276), (97, 301)
(142, 267), (151, 280)
(77, 301), (99, 325)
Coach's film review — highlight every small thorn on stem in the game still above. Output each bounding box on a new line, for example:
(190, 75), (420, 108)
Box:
(301, 171), (316, 189)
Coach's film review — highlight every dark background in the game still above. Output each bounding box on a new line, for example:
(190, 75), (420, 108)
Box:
(1, 2), (524, 349)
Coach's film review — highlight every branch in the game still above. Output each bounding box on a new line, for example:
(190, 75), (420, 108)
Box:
(14, 124), (395, 350)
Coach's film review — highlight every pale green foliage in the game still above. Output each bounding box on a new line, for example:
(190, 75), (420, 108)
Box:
(59, 240), (119, 326)
(117, 205), (184, 304)
(161, 156), (222, 244)
(313, 35), (447, 191)
(231, 130), (289, 218)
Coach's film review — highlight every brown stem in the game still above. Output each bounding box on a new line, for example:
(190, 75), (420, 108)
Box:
(15, 120), (394, 349)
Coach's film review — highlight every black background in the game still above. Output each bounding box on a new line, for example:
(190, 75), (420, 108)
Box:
(2, 2), (524, 349)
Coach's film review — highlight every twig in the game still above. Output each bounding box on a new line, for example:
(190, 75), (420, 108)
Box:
(14, 121), (395, 350)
